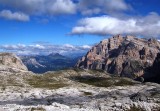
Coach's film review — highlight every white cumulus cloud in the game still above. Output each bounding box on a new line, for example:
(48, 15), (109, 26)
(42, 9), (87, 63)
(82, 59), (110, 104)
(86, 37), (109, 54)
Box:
(48, 0), (76, 15)
(0, 0), (130, 17)
(0, 43), (92, 55)
(0, 10), (29, 21)
(80, 45), (92, 49)
(78, 0), (130, 15)
(0, 0), (76, 16)
(70, 12), (160, 37)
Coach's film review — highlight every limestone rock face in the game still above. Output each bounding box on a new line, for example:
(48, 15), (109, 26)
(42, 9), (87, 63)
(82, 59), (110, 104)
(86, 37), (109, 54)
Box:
(76, 35), (160, 79)
(0, 53), (28, 71)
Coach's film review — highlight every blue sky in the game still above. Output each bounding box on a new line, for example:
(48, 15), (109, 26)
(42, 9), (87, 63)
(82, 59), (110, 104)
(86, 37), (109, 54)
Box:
(0, 16), (103, 45)
(0, 0), (160, 55)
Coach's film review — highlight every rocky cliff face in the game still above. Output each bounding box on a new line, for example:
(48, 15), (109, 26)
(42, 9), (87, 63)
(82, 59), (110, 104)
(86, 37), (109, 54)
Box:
(147, 53), (160, 83)
(0, 53), (28, 71)
(76, 35), (160, 79)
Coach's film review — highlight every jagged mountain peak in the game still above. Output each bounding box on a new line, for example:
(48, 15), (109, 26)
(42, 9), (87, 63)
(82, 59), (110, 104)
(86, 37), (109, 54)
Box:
(76, 35), (160, 81)
(48, 52), (60, 56)
(48, 53), (65, 58)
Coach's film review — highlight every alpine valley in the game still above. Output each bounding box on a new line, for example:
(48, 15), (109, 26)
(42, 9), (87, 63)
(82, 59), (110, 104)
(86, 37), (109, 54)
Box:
(0, 35), (159, 111)
(20, 53), (81, 73)
(1, 0), (160, 110)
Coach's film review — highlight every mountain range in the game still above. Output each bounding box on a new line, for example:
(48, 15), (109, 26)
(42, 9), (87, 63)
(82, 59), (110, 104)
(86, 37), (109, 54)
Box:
(0, 49), (160, 111)
(20, 53), (81, 73)
(19, 35), (160, 83)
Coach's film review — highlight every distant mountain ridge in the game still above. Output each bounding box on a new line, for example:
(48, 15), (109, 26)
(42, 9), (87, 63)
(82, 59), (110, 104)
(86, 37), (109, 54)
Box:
(48, 53), (65, 58)
(20, 53), (81, 73)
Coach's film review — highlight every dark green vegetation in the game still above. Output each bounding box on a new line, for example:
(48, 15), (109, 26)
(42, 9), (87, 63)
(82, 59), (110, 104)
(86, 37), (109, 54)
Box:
(70, 74), (137, 88)
(127, 105), (145, 111)
(26, 73), (67, 89)
(31, 107), (46, 111)
(0, 68), (140, 91)
(83, 91), (93, 96)
(25, 68), (138, 89)
(75, 77), (134, 87)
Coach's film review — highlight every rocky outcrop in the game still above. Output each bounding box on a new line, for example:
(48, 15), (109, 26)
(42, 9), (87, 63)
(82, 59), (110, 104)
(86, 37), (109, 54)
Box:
(0, 53), (28, 71)
(76, 35), (160, 79)
(1, 83), (160, 111)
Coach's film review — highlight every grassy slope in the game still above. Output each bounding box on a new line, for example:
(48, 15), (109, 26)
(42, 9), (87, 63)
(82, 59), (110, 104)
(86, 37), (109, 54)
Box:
(25, 69), (138, 89)
(0, 69), (139, 90)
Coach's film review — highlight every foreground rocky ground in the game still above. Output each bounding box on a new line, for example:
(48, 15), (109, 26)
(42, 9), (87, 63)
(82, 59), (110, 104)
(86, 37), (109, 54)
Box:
(0, 68), (159, 111)
(0, 52), (159, 111)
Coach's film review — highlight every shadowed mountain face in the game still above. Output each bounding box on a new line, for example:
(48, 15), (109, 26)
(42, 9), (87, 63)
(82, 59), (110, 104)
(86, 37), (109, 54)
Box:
(146, 53), (160, 83)
(20, 53), (81, 73)
(76, 35), (160, 82)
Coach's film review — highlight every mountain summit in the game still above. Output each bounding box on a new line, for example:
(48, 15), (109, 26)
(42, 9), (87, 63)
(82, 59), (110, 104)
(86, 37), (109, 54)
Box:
(48, 53), (65, 58)
(76, 35), (160, 82)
